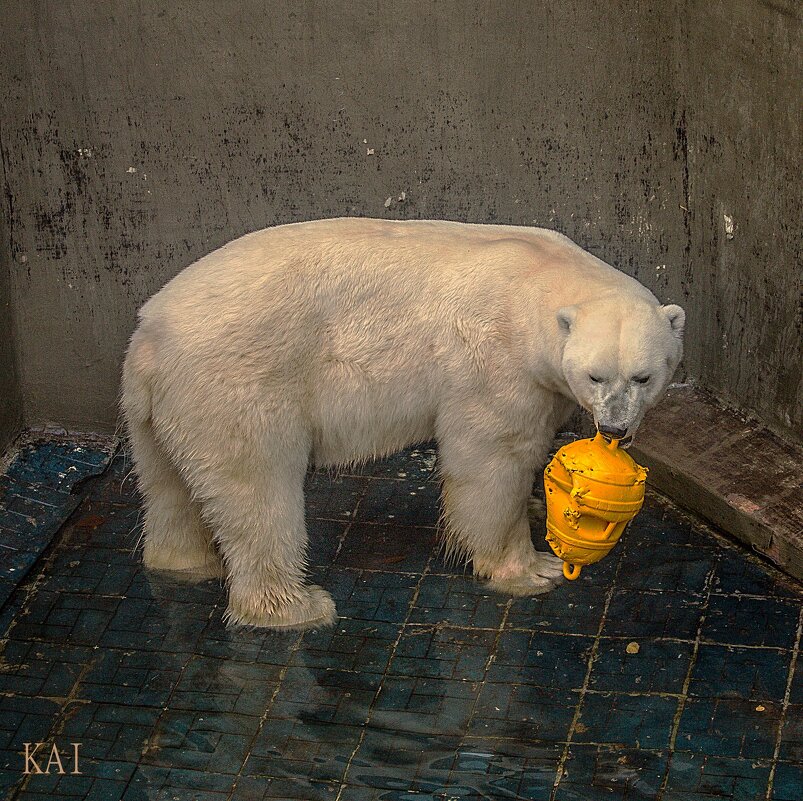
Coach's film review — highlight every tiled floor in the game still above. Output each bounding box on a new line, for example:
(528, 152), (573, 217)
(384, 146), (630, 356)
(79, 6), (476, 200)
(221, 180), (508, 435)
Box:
(0, 441), (114, 608)
(0, 440), (801, 800)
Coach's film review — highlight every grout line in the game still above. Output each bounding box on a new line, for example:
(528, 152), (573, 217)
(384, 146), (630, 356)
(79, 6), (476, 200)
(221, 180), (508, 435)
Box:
(656, 558), (718, 799)
(118, 602), (227, 800)
(30, 549), (803, 609)
(764, 605), (803, 801)
(442, 597), (514, 791)
(323, 515), (357, 569)
(0, 488), (103, 782)
(7, 617), (800, 657)
(311, 516), (440, 530)
(464, 600), (514, 712)
(5, 449), (803, 798)
(0, 676), (768, 707)
(332, 552), (434, 801)
(548, 559), (622, 800)
(9, 637), (100, 800)
(224, 628), (306, 801)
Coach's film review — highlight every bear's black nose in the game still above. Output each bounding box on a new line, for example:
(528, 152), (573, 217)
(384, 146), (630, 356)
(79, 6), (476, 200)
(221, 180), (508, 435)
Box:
(598, 425), (627, 441)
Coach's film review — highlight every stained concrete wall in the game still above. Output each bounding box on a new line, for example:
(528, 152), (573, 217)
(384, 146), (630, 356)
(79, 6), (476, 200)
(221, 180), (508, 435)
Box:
(0, 210), (23, 452)
(673, 1), (802, 440)
(0, 1), (799, 440)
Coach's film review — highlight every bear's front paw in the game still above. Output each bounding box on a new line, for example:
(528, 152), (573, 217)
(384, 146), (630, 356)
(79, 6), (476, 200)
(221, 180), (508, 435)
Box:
(226, 584), (337, 630)
(485, 551), (565, 597)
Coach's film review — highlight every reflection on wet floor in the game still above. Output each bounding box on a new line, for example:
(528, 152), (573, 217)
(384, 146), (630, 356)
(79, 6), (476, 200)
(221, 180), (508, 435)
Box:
(0, 441), (801, 800)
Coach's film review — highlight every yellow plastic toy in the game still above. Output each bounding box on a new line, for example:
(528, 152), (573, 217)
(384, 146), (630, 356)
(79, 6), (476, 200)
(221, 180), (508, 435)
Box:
(544, 431), (648, 580)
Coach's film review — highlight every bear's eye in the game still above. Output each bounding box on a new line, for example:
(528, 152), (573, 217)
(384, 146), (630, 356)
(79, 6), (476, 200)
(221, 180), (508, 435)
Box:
(588, 375), (603, 384)
(632, 375), (651, 384)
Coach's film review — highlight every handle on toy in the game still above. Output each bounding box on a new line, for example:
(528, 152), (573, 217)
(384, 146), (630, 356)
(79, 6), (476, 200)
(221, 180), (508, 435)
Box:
(563, 562), (582, 580)
(579, 519), (619, 543)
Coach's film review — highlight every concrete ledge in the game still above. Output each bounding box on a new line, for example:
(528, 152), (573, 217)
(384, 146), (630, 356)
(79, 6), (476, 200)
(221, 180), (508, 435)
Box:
(631, 385), (803, 583)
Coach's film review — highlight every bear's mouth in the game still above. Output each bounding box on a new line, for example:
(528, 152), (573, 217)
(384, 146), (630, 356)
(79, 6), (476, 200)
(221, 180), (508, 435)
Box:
(599, 432), (634, 448)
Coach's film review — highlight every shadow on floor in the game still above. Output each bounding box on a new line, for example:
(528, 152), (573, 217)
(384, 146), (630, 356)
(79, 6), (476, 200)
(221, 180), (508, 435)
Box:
(0, 442), (801, 800)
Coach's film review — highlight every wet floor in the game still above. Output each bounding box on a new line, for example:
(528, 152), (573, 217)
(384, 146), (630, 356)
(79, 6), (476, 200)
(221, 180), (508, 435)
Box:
(0, 439), (802, 800)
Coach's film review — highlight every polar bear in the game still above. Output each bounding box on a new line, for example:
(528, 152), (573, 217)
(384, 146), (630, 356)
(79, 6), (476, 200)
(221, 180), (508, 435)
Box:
(121, 218), (685, 629)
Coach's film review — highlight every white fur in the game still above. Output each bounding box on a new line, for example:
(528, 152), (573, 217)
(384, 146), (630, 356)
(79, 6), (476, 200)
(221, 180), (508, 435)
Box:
(120, 218), (684, 628)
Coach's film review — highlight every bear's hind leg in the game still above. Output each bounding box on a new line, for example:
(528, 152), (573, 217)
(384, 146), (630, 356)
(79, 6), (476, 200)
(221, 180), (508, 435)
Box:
(128, 419), (223, 581)
(440, 444), (563, 596)
(191, 436), (336, 630)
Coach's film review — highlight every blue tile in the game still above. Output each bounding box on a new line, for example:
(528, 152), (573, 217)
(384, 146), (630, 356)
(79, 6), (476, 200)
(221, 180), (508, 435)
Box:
(0, 442), (111, 603)
(233, 775), (339, 800)
(573, 692), (678, 749)
(688, 644), (791, 701)
(246, 716), (359, 785)
(408, 573), (507, 628)
(122, 763), (233, 800)
(0, 695), (61, 764)
(772, 761), (803, 801)
(294, 616), (399, 673)
(617, 540), (716, 594)
(0, 641), (93, 698)
(136, 709), (257, 775)
(554, 745), (667, 800)
(486, 630), (593, 690)
(603, 590), (703, 640)
(591, 637), (693, 694)
(619, 501), (699, 548)
(389, 626), (496, 683)
(306, 519), (348, 567)
(270, 665), (379, 727)
(505, 577), (610, 636)
(84, 778), (133, 800)
(664, 752), (771, 801)
(372, 674), (479, 735)
(451, 738), (561, 800)
(713, 556), (802, 600)
(1, 438), (802, 801)
(676, 698), (779, 759)
(785, 647), (803, 704)
(97, 586), (220, 654)
(194, 621), (299, 664)
(304, 472), (366, 519)
(335, 522), (436, 573)
(60, 502), (143, 551)
(778, 704), (803, 763)
(702, 595), (799, 649)
(45, 545), (141, 596)
(345, 728), (460, 793)
(470, 684), (577, 742)
(169, 655), (284, 716)
(357, 477), (441, 528)
(326, 568), (418, 624)
(121, 766), (171, 801)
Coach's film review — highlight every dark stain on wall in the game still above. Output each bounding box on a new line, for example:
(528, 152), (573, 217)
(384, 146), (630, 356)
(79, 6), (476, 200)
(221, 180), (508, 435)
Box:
(0, 0), (799, 440)
(0, 205), (22, 451)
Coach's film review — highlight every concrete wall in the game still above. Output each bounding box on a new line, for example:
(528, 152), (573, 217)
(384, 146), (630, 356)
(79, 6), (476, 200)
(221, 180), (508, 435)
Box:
(0, 1), (799, 440)
(0, 210), (22, 453)
(673, 1), (801, 439)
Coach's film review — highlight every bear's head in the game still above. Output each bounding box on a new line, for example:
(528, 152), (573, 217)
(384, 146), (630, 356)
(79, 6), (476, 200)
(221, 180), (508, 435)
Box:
(557, 297), (685, 445)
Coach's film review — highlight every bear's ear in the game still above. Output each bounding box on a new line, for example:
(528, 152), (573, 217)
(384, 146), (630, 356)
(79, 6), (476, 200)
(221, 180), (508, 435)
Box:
(662, 304), (686, 339)
(556, 306), (578, 334)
